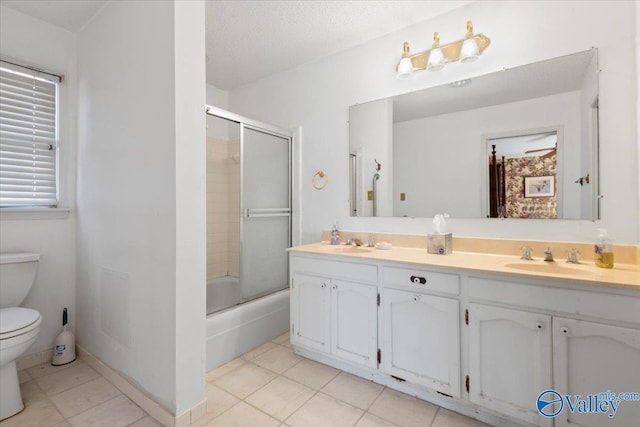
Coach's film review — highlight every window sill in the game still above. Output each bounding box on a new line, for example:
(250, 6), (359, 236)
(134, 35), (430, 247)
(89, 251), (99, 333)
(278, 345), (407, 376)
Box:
(0, 207), (71, 221)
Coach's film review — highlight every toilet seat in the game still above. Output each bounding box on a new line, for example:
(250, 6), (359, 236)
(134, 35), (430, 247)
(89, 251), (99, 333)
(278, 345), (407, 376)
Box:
(0, 308), (41, 340)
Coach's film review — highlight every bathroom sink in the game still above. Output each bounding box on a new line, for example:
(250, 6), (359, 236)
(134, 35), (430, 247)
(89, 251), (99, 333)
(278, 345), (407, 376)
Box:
(503, 262), (591, 276)
(319, 245), (373, 254)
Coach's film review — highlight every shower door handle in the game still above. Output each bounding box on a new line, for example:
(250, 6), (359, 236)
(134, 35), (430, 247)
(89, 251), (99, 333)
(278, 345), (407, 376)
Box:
(244, 208), (291, 219)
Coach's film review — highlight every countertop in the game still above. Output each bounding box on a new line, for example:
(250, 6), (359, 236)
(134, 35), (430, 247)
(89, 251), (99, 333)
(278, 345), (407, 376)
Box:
(288, 242), (640, 290)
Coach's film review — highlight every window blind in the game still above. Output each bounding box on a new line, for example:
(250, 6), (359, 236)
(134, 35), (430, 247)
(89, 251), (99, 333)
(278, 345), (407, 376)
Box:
(0, 60), (60, 207)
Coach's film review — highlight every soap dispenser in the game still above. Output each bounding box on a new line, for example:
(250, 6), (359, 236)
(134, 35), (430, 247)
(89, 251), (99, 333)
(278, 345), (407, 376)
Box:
(594, 228), (614, 268)
(330, 219), (341, 245)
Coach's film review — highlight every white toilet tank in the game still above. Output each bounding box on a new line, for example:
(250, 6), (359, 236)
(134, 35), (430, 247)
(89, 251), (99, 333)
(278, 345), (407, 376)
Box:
(0, 253), (40, 308)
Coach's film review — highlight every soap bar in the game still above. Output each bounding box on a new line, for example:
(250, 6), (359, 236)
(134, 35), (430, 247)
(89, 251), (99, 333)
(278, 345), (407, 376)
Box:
(376, 242), (392, 250)
(427, 233), (452, 255)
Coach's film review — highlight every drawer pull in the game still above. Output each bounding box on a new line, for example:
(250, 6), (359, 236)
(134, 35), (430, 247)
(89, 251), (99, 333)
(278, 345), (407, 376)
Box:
(535, 322), (544, 330)
(413, 295), (420, 302)
(410, 275), (427, 285)
(321, 283), (327, 288)
(560, 326), (569, 335)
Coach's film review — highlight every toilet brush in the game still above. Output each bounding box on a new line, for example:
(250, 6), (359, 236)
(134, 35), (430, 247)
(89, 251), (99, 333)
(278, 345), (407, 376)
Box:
(52, 308), (76, 366)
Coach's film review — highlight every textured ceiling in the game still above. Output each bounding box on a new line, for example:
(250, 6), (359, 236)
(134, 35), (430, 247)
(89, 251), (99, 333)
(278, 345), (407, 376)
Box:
(206, 0), (474, 90)
(1, 0), (107, 32)
(2, 0), (474, 90)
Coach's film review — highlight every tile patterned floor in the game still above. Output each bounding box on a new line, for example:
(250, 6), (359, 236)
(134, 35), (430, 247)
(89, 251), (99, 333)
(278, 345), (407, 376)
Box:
(4, 333), (490, 427)
(200, 333), (490, 427)
(1, 358), (160, 427)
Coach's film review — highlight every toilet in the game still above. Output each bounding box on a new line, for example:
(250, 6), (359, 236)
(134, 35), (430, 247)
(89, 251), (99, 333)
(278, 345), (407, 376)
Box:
(0, 253), (42, 421)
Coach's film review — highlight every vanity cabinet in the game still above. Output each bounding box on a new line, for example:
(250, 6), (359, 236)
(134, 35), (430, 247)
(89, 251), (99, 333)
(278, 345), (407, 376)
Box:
(468, 275), (640, 427)
(331, 279), (378, 368)
(289, 247), (640, 427)
(468, 303), (552, 426)
(290, 268), (378, 368)
(552, 317), (640, 427)
(290, 273), (331, 353)
(381, 288), (460, 397)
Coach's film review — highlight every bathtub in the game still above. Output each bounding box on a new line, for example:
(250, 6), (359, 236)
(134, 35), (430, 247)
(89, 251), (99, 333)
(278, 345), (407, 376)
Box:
(205, 286), (290, 370)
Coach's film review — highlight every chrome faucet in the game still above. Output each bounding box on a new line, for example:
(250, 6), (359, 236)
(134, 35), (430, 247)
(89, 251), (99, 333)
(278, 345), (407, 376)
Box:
(520, 246), (533, 260)
(367, 234), (376, 247)
(544, 247), (554, 262)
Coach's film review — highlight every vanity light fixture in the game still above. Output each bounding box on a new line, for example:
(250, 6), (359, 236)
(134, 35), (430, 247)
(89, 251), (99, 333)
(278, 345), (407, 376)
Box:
(396, 20), (490, 79)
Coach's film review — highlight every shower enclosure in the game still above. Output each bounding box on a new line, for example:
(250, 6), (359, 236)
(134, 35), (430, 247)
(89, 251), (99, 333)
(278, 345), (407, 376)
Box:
(205, 106), (291, 315)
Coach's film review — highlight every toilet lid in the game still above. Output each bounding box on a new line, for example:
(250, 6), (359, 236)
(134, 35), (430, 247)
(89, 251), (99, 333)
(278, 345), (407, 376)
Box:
(0, 307), (41, 339)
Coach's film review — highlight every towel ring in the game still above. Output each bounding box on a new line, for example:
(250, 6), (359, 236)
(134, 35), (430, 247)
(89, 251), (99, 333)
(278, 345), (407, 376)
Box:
(312, 170), (328, 190)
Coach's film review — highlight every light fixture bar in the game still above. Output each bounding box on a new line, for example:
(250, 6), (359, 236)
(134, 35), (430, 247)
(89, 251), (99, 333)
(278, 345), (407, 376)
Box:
(396, 21), (490, 78)
(409, 34), (490, 70)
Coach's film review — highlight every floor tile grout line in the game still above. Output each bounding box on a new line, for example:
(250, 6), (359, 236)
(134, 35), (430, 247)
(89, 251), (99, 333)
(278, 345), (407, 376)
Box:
(33, 362), (102, 399)
(351, 383), (388, 426)
(123, 410), (148, 427)
(281, 388), (321, 426)
(428, 405), (441, 427)
(62, 393), (128, 423)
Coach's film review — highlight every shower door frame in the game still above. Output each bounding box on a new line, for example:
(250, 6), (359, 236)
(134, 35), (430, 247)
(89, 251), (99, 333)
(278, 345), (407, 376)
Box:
(205, 105), (293, 304)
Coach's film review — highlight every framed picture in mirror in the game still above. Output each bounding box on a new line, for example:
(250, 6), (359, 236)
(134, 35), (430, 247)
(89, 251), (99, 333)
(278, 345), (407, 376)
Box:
(524, 175), (555, 198)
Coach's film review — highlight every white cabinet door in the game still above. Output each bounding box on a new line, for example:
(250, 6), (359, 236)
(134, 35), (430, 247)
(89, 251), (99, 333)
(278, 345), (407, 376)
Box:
(468, 303), (552, 426)
(291, 273), (331, 353)
(382, 288), (460, 397)
(331, 280), (378, 368)
(553, 317), (640, 427)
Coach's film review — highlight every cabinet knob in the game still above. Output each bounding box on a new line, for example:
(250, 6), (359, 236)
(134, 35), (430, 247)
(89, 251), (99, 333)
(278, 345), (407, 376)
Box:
(321, 283), (326, 288)
(560, 326), (569, 334)
(413, 295), (420, 301)
(332, 284), (337, 290)
(535, 322), (544, 330)
(410, 275), (427, 285)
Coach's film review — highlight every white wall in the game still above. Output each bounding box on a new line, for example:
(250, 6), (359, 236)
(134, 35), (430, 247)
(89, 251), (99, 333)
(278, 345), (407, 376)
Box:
(0, 7), (77, 356)
(76, 0), (206, 415)
(229, 0), (638, 244)
(393, 91), (580, 218)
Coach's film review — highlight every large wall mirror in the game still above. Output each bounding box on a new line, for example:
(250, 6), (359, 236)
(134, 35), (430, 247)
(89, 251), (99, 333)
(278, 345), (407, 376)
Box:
(349, 49), (599, 219)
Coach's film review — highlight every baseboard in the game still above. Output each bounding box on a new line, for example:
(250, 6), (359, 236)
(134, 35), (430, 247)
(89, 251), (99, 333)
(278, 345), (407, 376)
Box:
(77, 345), (207, 427)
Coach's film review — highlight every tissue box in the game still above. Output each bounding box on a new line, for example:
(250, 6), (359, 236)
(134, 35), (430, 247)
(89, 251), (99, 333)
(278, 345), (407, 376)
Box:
(427, 233), (452, 255)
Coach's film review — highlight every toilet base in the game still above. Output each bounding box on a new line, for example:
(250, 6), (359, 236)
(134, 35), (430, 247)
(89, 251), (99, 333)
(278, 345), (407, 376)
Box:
(0, 360), (24, 420)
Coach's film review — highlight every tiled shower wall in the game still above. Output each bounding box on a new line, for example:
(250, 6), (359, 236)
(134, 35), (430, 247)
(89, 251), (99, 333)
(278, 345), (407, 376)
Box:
(206, 137), (240, 280)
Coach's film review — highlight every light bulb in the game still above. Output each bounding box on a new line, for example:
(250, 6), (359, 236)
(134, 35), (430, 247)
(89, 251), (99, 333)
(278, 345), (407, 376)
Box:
(427, 48), (444, 71)
(460, 38), (480, 63)
(460, 20), (480, 63)
(396, 41), (413, 79)
(427, 32), (445, 71)
(396, 57), (413, 79)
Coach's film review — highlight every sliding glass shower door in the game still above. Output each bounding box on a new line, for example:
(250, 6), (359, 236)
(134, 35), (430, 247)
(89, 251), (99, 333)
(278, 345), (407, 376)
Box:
(204, 106), (292, 315)
(240, 126), (291, 300)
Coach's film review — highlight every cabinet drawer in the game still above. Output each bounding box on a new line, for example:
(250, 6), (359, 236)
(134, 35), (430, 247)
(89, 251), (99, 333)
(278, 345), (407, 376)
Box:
(290, 255), (378, 283)
(468, 277), (640, 326)
(383, 266), (459, 295)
